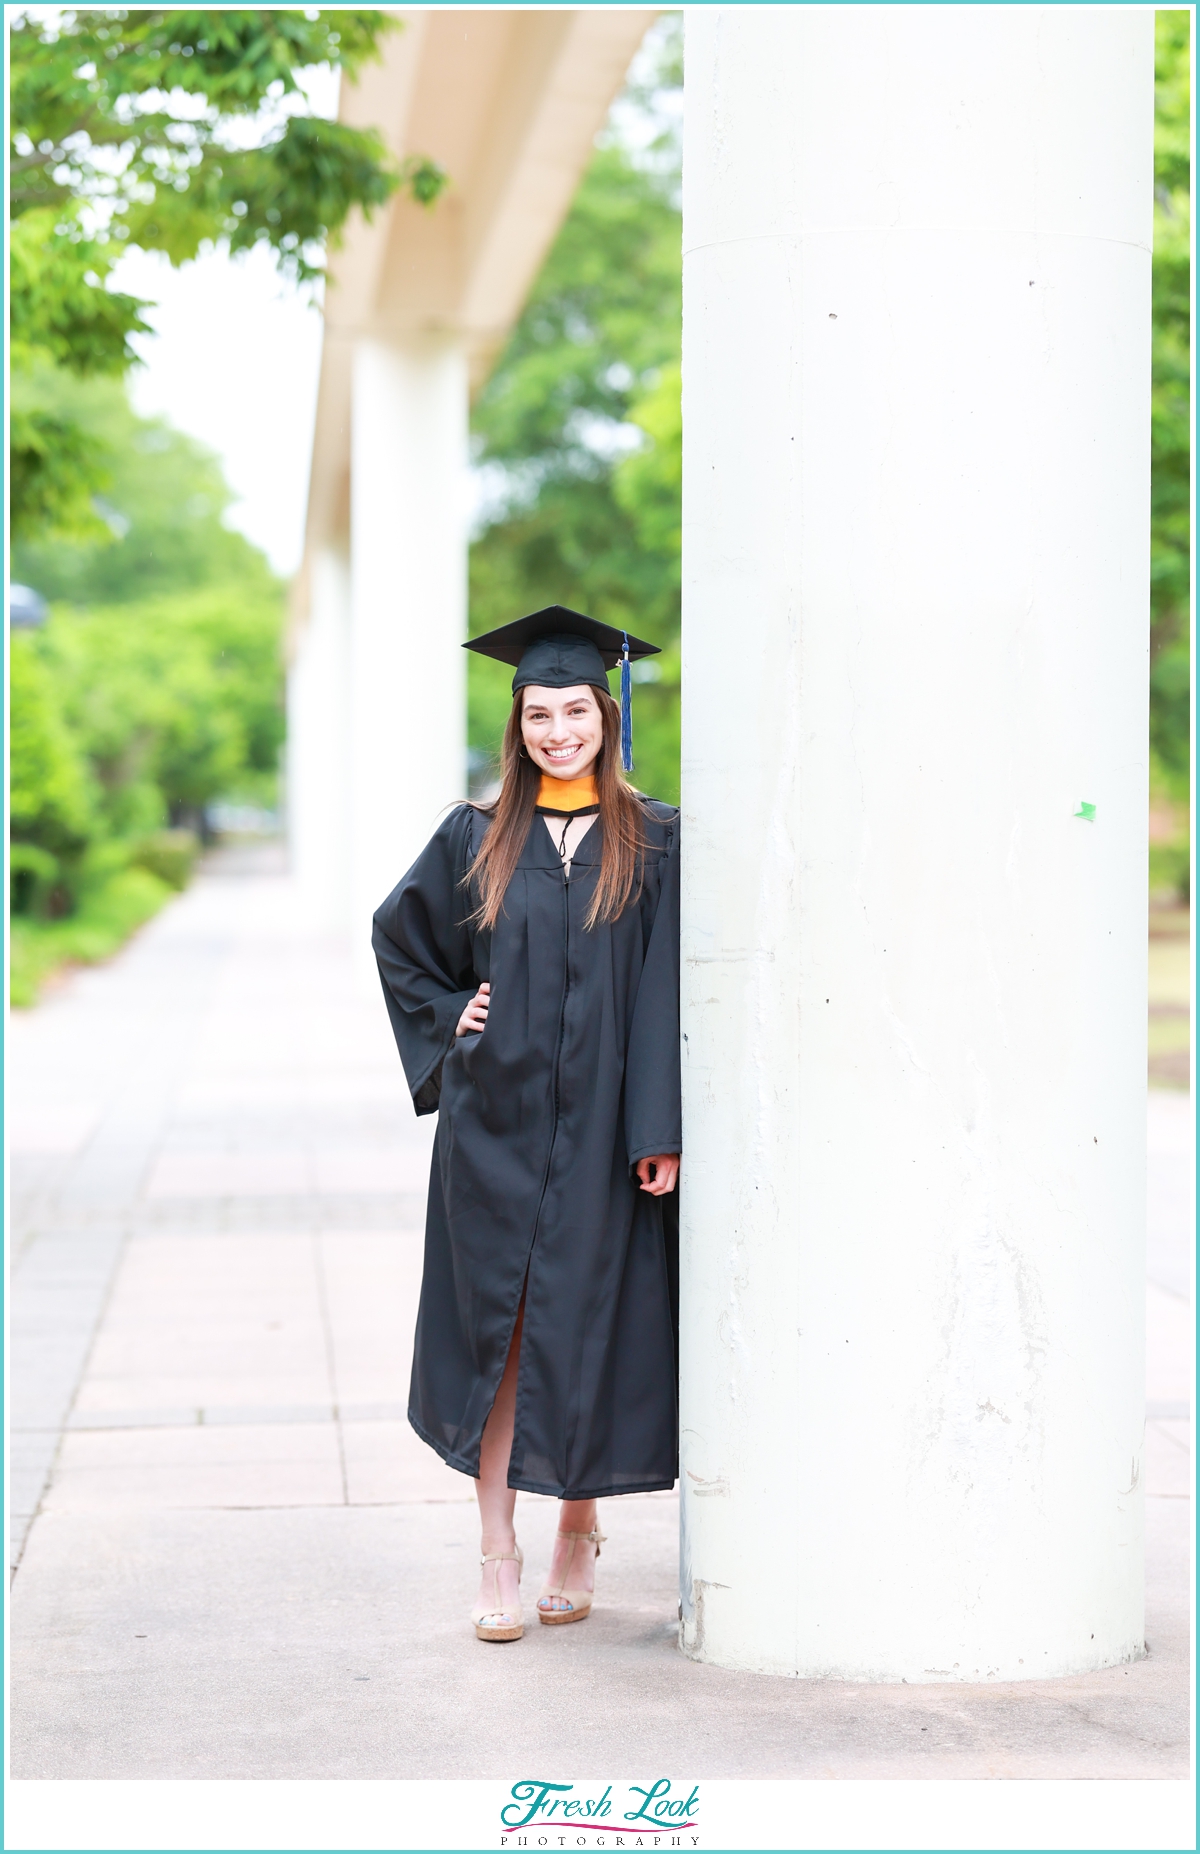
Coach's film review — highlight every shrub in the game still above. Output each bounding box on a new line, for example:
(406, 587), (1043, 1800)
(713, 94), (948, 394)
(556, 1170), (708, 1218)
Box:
(10, 866), (174, 1007)
(130, 828), (200, 891)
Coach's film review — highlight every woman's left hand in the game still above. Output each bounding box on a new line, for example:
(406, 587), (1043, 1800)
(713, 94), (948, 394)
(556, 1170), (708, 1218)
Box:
(636, 1154), (680, 1196)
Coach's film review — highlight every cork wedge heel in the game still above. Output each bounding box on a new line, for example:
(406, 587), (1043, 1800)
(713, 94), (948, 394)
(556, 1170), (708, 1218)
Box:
(537, 1528), (606, 1625)
(471, 1545), (524, 1642)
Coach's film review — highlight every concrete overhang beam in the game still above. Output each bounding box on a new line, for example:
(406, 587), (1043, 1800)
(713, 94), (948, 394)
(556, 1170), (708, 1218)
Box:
(303, 7), (656, 562)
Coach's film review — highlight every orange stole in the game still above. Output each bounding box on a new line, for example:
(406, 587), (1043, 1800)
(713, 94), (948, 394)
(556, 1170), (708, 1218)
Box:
(537, 774), (598, 812)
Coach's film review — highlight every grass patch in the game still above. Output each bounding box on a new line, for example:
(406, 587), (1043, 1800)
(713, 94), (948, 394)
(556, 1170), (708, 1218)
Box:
(10, 866), (175, 1007)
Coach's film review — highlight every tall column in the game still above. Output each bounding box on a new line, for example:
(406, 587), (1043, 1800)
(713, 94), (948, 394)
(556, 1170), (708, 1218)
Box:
(287, 546), (352, 929)
(680, 8), (1152, 1680)
(350, 336), (468, 972)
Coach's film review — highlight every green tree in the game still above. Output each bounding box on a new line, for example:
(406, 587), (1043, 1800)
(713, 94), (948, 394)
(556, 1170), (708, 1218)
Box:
(12, 575), (286, 899)
(41, 588), (278, 830)
(9, 8), (444, 540)
(10, 377), (286, 936)
(468, 19), (683, 802)
(615, 360), (681, 577)
(1150, 10), (1190, 797)
(9, 634), (97, 914)
(12, 376), (274, 605)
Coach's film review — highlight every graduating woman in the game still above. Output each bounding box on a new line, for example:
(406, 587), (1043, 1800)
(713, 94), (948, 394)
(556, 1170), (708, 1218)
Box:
(373, 607), (681, 1643)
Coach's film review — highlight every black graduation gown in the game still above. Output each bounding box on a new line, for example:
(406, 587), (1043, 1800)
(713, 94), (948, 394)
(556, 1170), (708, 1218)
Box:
(372, 799), (681, 1501)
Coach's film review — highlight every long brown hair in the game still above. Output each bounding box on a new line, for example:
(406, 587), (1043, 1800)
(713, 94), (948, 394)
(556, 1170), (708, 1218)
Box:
(467, 686), (649, 931)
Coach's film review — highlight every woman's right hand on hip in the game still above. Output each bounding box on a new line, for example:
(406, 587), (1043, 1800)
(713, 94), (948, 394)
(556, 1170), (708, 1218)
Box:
(456, 982), (490, 1036)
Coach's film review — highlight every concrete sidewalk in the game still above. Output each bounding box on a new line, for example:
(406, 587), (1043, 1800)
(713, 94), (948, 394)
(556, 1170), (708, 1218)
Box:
(8, 847), (1192, 1778)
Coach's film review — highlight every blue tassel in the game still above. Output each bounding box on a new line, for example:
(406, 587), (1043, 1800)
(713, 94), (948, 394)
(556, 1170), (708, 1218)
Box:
(620, 632), (634, 772)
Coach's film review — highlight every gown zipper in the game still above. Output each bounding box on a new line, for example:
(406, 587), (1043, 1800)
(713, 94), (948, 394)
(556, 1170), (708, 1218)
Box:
(531, 851), (571, 1249)
(495, 858), (569, 1469)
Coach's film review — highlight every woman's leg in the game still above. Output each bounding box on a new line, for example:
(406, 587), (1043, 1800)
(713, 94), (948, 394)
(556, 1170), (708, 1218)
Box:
(473, 1298), (523, 1619)
(539, 1496), (600, 1613)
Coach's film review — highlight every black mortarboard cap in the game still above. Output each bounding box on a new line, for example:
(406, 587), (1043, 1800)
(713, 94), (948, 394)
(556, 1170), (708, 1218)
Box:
(464, 606), (660, 769)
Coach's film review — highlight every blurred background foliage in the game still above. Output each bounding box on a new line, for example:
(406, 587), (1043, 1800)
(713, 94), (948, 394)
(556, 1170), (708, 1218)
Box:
(467, 17), (683, 805)
(9, 385), (285, 1003)
(8, 6), (413, 1003)
(1148, 10), (1191, 901)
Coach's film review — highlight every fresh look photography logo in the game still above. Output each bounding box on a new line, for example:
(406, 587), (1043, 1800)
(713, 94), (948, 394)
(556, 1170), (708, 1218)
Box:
(499, 1779), (700, 1846)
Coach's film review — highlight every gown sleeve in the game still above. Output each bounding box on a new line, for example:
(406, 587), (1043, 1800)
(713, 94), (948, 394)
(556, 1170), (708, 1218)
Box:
(623, 812), (682, 1167)
(372, 806), (480, 1115)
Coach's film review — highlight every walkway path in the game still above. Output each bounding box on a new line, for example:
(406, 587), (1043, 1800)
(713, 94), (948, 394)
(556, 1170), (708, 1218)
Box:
(8, 847), (1191, 1777)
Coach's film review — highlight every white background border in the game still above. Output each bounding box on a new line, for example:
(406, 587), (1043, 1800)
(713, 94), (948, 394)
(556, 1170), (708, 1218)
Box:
(5, 1776), (1198, 1852)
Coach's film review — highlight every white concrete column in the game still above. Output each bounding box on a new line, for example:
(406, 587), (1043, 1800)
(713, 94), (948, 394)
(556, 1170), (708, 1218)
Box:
(287, 546), (352, 929)
(681, 7), (1152, 1680)
(349, 336), (468, 971)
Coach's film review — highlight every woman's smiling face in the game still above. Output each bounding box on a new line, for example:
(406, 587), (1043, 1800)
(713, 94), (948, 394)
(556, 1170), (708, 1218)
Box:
(521, 684), (603, 780)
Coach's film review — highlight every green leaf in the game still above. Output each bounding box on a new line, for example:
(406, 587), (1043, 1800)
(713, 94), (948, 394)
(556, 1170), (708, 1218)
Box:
(10, 209), (154, 376)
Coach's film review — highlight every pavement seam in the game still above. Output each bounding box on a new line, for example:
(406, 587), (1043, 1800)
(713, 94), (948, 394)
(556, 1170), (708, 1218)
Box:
(10, 1227), (129, 1583)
